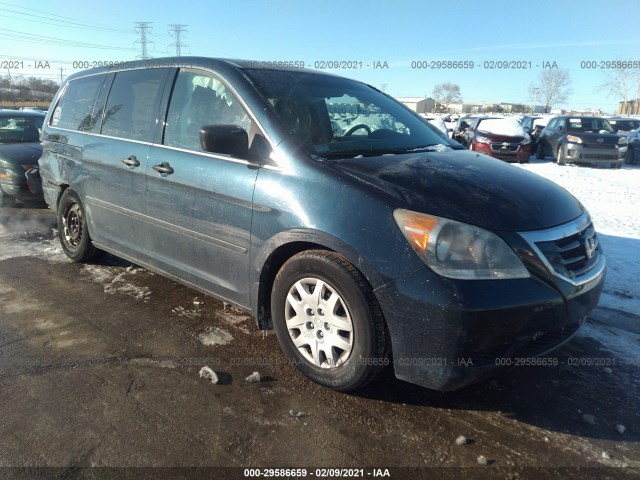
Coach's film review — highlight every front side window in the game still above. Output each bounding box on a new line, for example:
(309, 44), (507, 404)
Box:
(50, 75), (104, 131)
(164, 69), (251, 152)
(243, 69), (449, 159)
(101, 69), (166, 142)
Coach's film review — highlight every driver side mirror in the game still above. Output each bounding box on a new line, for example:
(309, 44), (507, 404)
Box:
(558, 125), (564, 133)
(200, 125), (249, 158)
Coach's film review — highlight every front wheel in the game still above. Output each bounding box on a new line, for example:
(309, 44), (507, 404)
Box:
(0, 189), (14, 208)
(626, 148), (637, 165)
(536, 142), (545, 160)
(57, 189), (102, 262)
(557, 146), (566, 165)
(271, 250), (388, 391)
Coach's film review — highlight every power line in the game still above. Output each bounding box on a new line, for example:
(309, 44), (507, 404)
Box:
(134, 22), (154, 60)
(0, 28), (136, 51)
(0, 2), (131, 33)
(168, 24), (188, 57)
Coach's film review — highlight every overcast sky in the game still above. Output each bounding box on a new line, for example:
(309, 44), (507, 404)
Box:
(3, 0), (639, 112)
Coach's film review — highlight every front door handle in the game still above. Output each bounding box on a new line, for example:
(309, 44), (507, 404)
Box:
(152, 162), (174, 175)
(122, 155), (140, 167)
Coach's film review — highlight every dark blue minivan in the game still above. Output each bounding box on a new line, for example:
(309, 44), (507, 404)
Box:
(39, 57), (605, 391)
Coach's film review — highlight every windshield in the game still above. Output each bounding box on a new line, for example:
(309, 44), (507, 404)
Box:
(243, 69), (452, 158)
(566, 117), (614, 133)
(0, 115), (44, 144)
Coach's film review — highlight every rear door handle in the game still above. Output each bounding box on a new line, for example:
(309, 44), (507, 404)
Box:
(152, 162), (174, 175)
(122, 155), (140, 167)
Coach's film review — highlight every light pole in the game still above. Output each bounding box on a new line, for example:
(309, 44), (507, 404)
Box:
(532, 88), (539, 114)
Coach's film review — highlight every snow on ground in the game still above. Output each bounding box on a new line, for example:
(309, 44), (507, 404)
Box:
(80, 264), (151, 302)
(516, 160), (640, 316)
(0, 223), (69, 263)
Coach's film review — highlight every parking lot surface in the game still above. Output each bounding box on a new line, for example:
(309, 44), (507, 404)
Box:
(0, 203), (638, 479)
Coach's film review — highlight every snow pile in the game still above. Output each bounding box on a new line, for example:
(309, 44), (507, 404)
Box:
(198, 327), (233, 346)
(81, 265), (151, 302)
(245, 371), (262, 383)
(199, 366), (219, 384)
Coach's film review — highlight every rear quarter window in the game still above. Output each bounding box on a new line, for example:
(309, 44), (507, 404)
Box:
(50, 75), (104, 131)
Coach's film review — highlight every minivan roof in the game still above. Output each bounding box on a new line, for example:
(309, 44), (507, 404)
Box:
(63, 56), (339, 83)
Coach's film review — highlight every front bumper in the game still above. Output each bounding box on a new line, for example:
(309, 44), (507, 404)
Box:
(374, 255), (605, 391)
(0, 165), (41, 201)
(565, 143), (626, 164)
(472, 142), (531, 162)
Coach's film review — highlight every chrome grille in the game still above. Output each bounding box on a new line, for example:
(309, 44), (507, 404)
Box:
(490, 143), (519, 152)
(519, 213), (605, 286)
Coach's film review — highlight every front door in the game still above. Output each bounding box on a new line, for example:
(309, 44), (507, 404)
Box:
(143, 68), (265, 306)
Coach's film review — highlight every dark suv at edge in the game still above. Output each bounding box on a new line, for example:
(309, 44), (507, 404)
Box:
(537, 116), (627, 167)
(39, 58), (605, 391)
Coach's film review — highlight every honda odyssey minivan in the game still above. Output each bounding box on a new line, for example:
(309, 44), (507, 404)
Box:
(39, 57), (605, 391)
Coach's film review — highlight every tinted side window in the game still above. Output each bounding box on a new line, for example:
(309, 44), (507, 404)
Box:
(546, 118), (557, 130)
(50, 75), (104, 131)
(164, 69), (251, 152)
(101, 69), (166, 142)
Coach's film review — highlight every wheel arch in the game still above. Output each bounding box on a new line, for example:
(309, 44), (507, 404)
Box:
(250, 231), (386, 330)
(55, 183), (71, 211)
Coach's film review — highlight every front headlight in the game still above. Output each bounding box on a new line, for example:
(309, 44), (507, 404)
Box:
(475, 135), (491, 144)
(521, 134), (531, 145)
(393, 209), (530, 280)
(566, 135), (583, 144)
(618, 136), (628, 145)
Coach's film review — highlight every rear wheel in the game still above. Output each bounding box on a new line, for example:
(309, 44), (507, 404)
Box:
(271, 250), (388, 391)
(57, 189), (102, 262)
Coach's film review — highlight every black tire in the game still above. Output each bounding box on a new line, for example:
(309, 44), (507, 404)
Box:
(0, 189), (14, 208)
(557, 146), (566, 165)
(271, 250), (388, 391)
(57, 189), (101, 262)
(626, 148), (637, 165)
(536, 142), (545, 160)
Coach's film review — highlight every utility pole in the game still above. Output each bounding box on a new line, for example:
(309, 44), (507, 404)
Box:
(59, 67), (64, 84)
(168, 24), (188, 57)
(134, 22), (154, 59)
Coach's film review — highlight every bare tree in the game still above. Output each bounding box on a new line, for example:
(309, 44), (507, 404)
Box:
(528, 69), (572, 113)
(432, 82), (462, 113)
(597, 65), (639, 105)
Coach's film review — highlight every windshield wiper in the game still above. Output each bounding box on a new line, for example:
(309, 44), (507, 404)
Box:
(313, 144), (451, 160)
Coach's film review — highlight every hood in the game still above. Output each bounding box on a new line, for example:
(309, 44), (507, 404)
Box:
(476, 131), (526, 143)
(328, 150), (584, 232)
(564, 132), (620, 145)
(0, 142), (42, 165)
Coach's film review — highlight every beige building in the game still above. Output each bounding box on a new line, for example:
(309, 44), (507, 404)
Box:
(395, 97), (436, 114)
